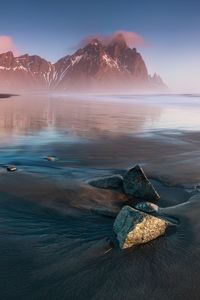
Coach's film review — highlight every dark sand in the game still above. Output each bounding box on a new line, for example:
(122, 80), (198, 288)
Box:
(0, 94), (200, 299)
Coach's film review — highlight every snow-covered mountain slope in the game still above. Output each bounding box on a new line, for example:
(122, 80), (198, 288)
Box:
(0, 34), (166, 92)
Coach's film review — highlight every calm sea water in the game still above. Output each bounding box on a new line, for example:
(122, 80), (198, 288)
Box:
(1, 94), (200, 145)
(1, 94), (200, 299)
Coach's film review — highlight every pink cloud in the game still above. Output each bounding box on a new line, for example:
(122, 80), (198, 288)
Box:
(0, 36), (19, 55)
(79, 30), (146, 48)
(112, 30), (145, 47)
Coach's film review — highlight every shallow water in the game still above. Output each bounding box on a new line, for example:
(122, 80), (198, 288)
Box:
(0, 94), (200, 299)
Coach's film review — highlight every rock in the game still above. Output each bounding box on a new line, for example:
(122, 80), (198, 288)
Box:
(7, 165), (17, 172)
(135, 202), (159, 213)
(89, 175), (123, 189)
(44, 156), (56, 162)
(113, 205), (168, 249)
(123, 165), (160, 201)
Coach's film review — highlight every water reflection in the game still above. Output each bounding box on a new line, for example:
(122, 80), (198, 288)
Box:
(1, 94), (200, 147)
(0, 95), (162, 145)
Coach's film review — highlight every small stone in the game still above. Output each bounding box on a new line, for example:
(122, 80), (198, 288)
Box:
(123, 165), (160, 201)
(134, 202), (159, 213)
(113, 205), (168, 249)
(45, 156), (56, 162)
(89, 175), (123, 189)
(7, 165), (17, 172)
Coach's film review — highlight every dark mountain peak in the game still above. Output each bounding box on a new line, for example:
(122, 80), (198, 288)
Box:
(152, 72), (160, 79)
(151, 73), (166, 86)
(82, 38), (104, 55)
(0, 51), (15, 67)
(88, 38), (102, 46)
(18, 54), (46, 62)
(0, 51), (14, 58)
(18, 53), (29, 58)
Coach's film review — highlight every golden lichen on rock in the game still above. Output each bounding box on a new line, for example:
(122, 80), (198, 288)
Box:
(123, 214), (168, 249)
(113, 206), (168, 249)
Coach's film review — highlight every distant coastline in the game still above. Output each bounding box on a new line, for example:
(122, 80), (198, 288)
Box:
(0, 93), (18, 98)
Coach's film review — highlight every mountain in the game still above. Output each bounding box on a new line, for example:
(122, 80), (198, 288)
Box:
(0, 51), (55, 91)
(0, 34), (166, 92)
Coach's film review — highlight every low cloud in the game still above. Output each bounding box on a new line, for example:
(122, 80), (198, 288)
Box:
(0, 36), (19, 55)
(113, 30), (145, 47)
(79, 30), (146, 48)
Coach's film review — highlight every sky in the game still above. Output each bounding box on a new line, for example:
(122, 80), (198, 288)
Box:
(0, 0), (199, 92)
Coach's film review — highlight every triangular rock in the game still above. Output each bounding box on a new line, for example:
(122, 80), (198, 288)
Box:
(123, 165), (160, 201)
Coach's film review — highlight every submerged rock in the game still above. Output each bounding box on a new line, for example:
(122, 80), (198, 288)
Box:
(7, 165), (17, 172)
(135, 202), (159, 213)
(123, 165), (160, 201)
(113, 205), (168, 249)
(89, 175), (123, 189)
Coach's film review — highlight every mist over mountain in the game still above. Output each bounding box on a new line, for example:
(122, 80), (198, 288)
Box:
(0, 33), (166, 93)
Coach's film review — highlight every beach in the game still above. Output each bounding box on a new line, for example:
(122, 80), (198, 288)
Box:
(0, 94), (200, 299)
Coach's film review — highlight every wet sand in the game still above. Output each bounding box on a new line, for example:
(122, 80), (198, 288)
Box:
(0, 94), (200, 299)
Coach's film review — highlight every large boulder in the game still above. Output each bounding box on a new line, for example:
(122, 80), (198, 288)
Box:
(134, 202), (159, 213)
(113, 205), (168, 249)
(123, 165), (160, 201)
(89, 175), (123, 189)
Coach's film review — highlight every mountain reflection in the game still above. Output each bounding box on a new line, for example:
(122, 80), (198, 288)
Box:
(0, 95), (162, 144)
